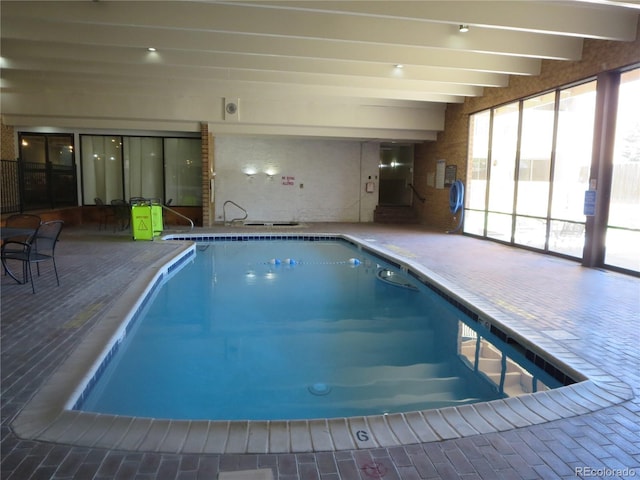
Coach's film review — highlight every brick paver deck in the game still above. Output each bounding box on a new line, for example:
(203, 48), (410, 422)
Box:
(1, 223), (638, 479)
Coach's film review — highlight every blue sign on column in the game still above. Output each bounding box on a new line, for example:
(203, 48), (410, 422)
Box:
(584, 190), (597, 216)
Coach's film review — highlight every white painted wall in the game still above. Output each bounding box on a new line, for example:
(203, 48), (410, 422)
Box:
(2, 90), (443, 142)
(214, 136), (380, 223)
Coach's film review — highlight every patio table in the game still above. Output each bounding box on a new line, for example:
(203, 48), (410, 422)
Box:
(1, 227), (36, 240)
(1, 227), (37, 284)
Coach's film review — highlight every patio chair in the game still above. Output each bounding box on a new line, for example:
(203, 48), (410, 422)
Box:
(110, 199), (131, 231)
(94, 197), (115, 231)
(1, 220), (64, 293)
(2, 215), (42, 269)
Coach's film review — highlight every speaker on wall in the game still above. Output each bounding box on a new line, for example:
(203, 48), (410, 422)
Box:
(224, 97), (239, 121)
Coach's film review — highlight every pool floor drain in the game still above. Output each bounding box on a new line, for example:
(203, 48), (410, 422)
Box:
(308, 382), (331, 396)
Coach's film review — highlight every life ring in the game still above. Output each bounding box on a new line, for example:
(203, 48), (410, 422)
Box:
(449, 180), (464, 214)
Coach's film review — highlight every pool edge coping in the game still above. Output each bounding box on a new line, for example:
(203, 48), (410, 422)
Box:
(10, 232), (634, 454)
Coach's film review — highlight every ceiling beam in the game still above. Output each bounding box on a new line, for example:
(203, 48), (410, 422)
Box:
(1, 69), (468, 104)
(2, 2), (584, 60)
(1, 16), (543, 77)
(240, 1), (638, 41)
(1, 39), (510, 88)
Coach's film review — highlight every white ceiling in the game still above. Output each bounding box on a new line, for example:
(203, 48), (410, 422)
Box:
(1, 0), (638, 141)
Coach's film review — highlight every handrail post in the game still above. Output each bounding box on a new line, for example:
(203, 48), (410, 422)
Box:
(223, 200), (248, 225)
(161, 204), (194, 231)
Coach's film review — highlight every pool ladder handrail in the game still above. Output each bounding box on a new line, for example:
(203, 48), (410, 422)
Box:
(223, 200), (248, 225)
(161, 204), (194, 231)
(131, 197), (195, 232)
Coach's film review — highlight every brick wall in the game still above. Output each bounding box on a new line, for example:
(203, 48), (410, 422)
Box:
(415, 18), (640, 231)
(1, 121), (15, 160)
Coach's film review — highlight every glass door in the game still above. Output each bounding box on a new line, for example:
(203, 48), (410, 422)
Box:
(18, 133), (76, 210)
(378, 144), (414, 206)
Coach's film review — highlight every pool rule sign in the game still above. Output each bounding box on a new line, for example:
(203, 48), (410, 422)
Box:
(584, 190), (596, 216)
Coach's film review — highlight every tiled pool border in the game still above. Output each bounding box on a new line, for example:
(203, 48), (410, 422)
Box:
(10, 233), (634, 455)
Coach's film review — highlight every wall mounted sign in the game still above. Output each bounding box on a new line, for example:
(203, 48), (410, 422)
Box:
(584, 190), (596, 216)
(435, 160), (446, 189)
(445, 165), (457, 186)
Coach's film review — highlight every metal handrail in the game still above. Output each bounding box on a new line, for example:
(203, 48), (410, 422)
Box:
(161, 204), (194, 231)
(408, 183), (426, 204)
(223, 200), (248, 225)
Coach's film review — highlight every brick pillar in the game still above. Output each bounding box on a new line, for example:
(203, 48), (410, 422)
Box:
(1, 120), (16, 159)
(201, 123), (215, 227)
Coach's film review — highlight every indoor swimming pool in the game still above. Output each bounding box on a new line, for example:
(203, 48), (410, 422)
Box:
(13, 232), (630, 455)
(74, 236), (568, 421)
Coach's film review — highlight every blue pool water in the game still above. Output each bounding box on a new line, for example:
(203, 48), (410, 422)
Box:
(78, 238), (564, 421)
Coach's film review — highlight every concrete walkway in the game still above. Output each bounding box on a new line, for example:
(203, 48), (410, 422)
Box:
(1, 223), (638, 479)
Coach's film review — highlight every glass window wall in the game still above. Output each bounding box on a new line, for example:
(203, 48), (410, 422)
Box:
(465, 68), (638, 275)
(81, 135), (201, 207)
(606, 68), (640, 272)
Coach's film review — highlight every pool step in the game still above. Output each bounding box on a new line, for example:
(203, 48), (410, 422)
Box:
(248, 375), (482, 417)
(460, 340), (550, 397)
(259, 375), (474, 405)
(253, 362), (455, 389)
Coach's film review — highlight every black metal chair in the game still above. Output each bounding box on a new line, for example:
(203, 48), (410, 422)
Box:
(110, 199), (131, 231)
(2, 214), (42, 271)
(1, 220), (64, 293)
(94, 197), (115, 231)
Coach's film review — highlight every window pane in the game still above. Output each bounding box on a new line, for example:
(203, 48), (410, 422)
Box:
(20, 135), (46, 163)
(487, 212), (512, 242)
(164, 138), (202, 206)
(48, 136), (74, 166)
(19, 135), (48, 208)
(463, 210), (485, 236)
(49, 135), (77, 207)
(123, 137), (164, 201)
(551, 81), (596, 223)
(516, 93), (554, 217)
(548, 220), (585, 258)
(513, 93), (555, 249)
(467, 111), (490, 210)
(548, 80), (596, 256)
(606, 68), (640, 271)
(605, 228), (640, 271)
(81, 135), (123, 204)
(488, 103), (518, 215)
(514, 216), (547, 250)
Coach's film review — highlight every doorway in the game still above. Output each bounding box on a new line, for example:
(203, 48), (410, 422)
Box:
(378, 144), (414, 206)
(17, 133), (77, 211)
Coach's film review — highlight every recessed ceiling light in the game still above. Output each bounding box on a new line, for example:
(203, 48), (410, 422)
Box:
(394, 64), (404, 69)
(459, 25), (469, 33)
(147, 47), (157, 52)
